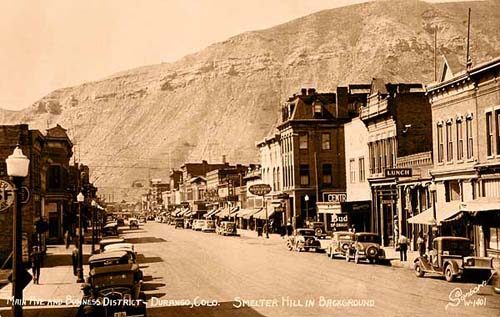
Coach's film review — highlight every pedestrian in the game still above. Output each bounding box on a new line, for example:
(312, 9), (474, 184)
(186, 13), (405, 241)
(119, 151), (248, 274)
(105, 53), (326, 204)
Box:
(286, 222), (292, 236)
(417, 231), (426, 256)
(30, 246), (42, 284)
(72, 248), (79, 276)
(398, 234), (409, 261)
(64, 230), (71, 249)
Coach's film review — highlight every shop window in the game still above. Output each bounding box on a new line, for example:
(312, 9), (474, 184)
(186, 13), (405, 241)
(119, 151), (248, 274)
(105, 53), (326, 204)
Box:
(322, 164), (332, 185)
(489, 227), (499, 251)
(444, 180), (460, 202)
(299, 133), (308, 150)
(486, 112), (493, 156)
(300, 164), (309, 186)
(359, 157), (365, 182)
(321, 133), (331, 150)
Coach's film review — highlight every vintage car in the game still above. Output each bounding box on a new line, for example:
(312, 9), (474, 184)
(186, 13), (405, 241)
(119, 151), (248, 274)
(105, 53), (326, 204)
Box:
(216, 221), (237, 236)
(103, 243), (137, 263)
(99, 238), (125, 252)
(345, 232), (386, 264)
(138, 216), (146, 223)
(80, 263), (146, 317)
(174, 218), (184, 229)
(116, 218), (125, 227)
(129, 218), (139, 229)
(88, 250), (135, 270)
(202, 220), (216, 232)
(414, 236), (493, 282)
(102, 222), (118, 237)
(286, 229), (322, 252)
(307, 221), (328, 239)
(326, 231), (355, 259)
(192, 219), (205, 231)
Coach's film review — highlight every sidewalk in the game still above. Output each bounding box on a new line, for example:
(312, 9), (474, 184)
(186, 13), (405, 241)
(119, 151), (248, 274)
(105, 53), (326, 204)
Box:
(383, 246), (419, 269)
(0, 244), (91, 307)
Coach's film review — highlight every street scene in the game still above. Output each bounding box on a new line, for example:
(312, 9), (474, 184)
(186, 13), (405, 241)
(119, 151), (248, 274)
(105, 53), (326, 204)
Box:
(1, 0), (500, 316)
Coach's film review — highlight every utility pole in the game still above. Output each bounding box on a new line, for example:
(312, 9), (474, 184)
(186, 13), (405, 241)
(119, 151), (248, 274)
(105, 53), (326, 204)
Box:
(466, 8), (472, 70)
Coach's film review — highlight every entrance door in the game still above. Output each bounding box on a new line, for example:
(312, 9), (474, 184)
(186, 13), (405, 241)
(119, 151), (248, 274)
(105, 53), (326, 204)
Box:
(48, 212), (59, 238)
(382, 203), (394, 246)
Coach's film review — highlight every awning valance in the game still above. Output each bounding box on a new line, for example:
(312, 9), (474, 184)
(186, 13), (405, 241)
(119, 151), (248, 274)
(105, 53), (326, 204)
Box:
(460, 197), (500, 213)
(407, 201), (461, 225)
(240, 208), (262, 219)
(253, 208), (275, 220)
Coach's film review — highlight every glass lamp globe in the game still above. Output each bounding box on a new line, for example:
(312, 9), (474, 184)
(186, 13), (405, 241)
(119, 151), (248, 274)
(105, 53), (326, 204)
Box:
(6, 146), (30, 177)
(91, 200), (97, 207)
(77, 192), (85, 202)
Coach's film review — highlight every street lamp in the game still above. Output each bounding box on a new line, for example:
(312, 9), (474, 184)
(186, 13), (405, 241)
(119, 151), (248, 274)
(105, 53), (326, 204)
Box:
(76, 192), (85, 283)
(428, 182), (438, 250)
(6, 146), (30, 317)
(91, 200), (97, 254)
(304, 194), (309, 226)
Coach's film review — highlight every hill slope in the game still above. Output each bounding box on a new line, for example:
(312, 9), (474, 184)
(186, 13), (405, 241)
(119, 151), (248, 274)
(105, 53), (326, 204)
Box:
(1, 0), (500, 200)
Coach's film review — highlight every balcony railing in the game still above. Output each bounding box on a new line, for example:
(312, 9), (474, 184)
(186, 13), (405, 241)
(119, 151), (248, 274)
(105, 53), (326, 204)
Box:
(396, 151), (433, 168)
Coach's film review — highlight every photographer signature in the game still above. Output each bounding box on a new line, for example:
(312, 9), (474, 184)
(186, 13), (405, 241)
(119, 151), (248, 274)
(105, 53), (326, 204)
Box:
(445, 279), (489, 310)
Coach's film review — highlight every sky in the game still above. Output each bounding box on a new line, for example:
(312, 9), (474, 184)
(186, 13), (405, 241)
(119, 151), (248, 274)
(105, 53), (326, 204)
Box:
(0, 0), (475, 111)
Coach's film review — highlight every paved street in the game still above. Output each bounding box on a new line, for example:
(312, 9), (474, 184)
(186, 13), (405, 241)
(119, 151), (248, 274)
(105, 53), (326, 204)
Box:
(136, 222), (499, 317)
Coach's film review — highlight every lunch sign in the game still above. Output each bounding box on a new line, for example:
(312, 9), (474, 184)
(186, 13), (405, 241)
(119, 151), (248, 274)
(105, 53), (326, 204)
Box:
(248, 184), (272, 196)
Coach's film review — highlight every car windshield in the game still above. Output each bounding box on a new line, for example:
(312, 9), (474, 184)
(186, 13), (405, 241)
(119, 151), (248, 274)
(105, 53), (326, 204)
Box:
(92, 272), (134, 289)
(357, 234), (380, 243)
(442, 240), (472, 254)
(298, 230), (315, 236)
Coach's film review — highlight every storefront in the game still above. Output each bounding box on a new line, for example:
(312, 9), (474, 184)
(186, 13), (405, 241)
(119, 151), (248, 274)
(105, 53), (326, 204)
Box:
(369, 178), (398, 246)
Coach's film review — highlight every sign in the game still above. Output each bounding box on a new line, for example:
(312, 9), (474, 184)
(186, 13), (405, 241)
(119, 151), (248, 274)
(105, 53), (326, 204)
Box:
(331, 212), (349, 230)
(248, 184), (272, 196)
(385, 168), (412, 178)
(0, 180), (15, 212)
(322, 192), (347, 203)
(20, 187), (30, 204)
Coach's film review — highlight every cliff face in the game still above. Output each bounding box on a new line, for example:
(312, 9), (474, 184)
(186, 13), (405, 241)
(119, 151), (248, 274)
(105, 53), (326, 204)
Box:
(1, 0), (499, 200)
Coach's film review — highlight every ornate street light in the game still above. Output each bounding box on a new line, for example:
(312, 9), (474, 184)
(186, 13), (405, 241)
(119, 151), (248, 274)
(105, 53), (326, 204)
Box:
(91, 200), (97, 254)
(304, 194), (310, 227)
(6, 146), (30, 317)
(76, 192), (85, 283)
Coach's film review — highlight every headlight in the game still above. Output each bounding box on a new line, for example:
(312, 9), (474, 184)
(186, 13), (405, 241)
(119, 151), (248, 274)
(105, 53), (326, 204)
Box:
(466, 258), (474, 266)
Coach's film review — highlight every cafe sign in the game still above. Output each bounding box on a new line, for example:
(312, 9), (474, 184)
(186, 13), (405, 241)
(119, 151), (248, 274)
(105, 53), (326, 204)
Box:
(248, 184), (272, 196)
(385, 168), (412, 178)
(0, 180), (15, 212)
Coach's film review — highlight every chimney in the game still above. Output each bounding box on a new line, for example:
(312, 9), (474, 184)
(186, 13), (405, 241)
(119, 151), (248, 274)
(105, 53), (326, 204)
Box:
(301, 88), (307, 96)
(222, 155), (227, 164)
(307, 88), (316, 95)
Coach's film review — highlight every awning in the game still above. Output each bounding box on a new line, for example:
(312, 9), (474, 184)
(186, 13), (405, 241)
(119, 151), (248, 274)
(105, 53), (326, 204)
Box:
(460, 197), (500, 213)
(253, 208), (275, 220)
(204, 208), (220, 218)
(407, 201), (461, 225)
(217, 207), (232, 218)
(317, 202), (342, 214)
(172, 208), (182, 217)
(240, 208), (262, 219)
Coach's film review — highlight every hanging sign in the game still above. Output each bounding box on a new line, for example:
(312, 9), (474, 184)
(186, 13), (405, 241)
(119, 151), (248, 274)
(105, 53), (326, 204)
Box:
(0, 180), (15, 212)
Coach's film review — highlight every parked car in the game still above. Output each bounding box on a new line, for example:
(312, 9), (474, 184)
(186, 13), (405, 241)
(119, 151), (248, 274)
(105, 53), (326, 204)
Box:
(192, 219), (206, 231)
(174, 218), (184, 229)
(129, 218), (139, 229)
(102, 222), (118, 237)
(79, 263), (146, 317)
(345, 232), (386, 264)
(202, 220), (216, 232)
(138, 216), (146, 223)
(103, 243), (137, 263)
(414, 236), (493, 282)
(286, 228), (322, 252)
(326, 231), (355, 259)
(88, 250), (134, 270)
(99, 238), (125, 252)
(216, 221), (237, 236)
(116, 218), (125, 226)
(307, 221), (328, 239)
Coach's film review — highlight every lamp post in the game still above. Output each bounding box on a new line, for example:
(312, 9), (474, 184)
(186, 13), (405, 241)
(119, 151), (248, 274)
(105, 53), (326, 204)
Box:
(265, 198), (269, 239)
(76, 192), (85, 283)
(91, 200), (97, 254)
(429, 182), (437, 250)
(6, 146), (30, 317)
(304, 194), (309, 227)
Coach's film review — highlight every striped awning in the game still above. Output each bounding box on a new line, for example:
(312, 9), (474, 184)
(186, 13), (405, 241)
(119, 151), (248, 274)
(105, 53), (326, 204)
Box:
(204, 208), (220, 218)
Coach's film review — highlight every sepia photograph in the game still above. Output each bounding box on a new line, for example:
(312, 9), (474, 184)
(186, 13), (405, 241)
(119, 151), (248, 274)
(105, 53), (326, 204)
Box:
(0, 0), (499, 316)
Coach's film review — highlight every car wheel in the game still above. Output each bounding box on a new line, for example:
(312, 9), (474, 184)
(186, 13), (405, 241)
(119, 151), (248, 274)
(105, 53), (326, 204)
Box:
(354, 251), (360, 264)
(287, 243), (293, 251)
(445, 264), (455, 282)
(415, 263), (425, 277)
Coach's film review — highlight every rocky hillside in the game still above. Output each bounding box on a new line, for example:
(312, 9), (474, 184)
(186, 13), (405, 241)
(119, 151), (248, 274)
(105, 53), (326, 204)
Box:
(1, 0), (499, 201)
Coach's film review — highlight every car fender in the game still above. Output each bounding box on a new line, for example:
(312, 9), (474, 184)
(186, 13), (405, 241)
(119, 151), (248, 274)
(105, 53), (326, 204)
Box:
(443, 260), (460, 275)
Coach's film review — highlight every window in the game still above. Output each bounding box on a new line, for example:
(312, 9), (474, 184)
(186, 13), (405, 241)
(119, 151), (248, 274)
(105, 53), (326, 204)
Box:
(437, 124), (444, 163)
(486, 112), (493, 156)
(299, 133), (308, 150)
(349, 159), (356, 184)
(300, 164), (309, 186)
(314, 102), (322, 115)
(445, 180), (461, 202)
(497, 110), (500, 155)
(359, 157), (365, 182)
(321, 133), (331, 150)
(489, 227), (499, 251)
(466, 118), (473, 159)
(446, 122), (453, 161)
(322, 164), (332, 185)
(456, 120), (463, 161)
(47, 165), (62, 190)
(369, 143), (375, 174)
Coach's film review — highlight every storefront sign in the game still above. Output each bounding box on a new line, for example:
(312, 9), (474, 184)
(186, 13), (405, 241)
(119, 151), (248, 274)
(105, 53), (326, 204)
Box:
(331, 213), (349, 230)
(322, 192), (347, 203)
(248, 184), (272, 196)
(0, 180), (15, 212)
(385, 168), (412, 178)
